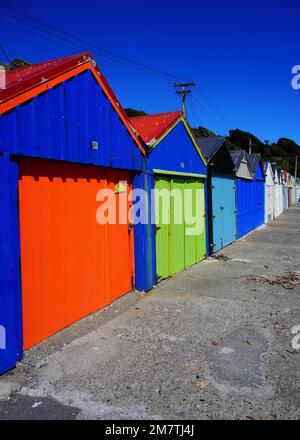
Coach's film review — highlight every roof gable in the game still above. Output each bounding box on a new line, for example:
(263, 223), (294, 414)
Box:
(196, 136), (226, 161)
(0, 69), (144, 170)
(230, 149), (244, 169)
(130, 111), (206, 166)
(2, 53), (89, 102)
(247, 153), (259, 174)
(197, 136), (235, 175)
(271, 163), (282, 184)
(0, 52), (145, 155)
(130, 111), (183, 146)
(146, 120), (206, 176)
(247, 153), (265, 181)
(264, 162), (274, 185)
(230, 150), (252, 180)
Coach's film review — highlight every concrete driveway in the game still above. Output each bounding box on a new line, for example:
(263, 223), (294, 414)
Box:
(0, 206), (299, 420)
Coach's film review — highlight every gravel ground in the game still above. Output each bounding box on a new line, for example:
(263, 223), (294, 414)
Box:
(0, 206), (299, 420)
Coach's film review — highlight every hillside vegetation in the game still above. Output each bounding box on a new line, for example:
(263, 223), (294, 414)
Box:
(125, 109), (299, 177)
(1, 65), (297, 176)
(0, 58), (30, 70)
(194, 126), (299, 177)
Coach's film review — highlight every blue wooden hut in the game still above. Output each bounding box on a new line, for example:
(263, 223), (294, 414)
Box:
(230, 150), (254, 238)
(247, 153), (266, 230)
(0, 52), (147, 375)
(130, 112), (207, 286)
(197, 137), (236, 255)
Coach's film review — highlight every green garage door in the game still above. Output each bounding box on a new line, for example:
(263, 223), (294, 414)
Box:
(155, 175), (206, 281)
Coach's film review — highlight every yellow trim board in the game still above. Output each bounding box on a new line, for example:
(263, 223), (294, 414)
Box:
(153, 169), (207, 179)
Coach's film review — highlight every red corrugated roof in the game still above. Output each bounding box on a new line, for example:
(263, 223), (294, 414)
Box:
(130, 111), (183, 145)
(1, 52), (91, 103)
(0, 52), (145, 154)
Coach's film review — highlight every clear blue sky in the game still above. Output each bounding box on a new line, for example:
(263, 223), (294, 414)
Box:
(1, 0), (299, 144)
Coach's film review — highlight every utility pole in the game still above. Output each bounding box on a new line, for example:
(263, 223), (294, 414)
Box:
(249, 139), (252, 154)
(173, 82), (196, 117)
(295, 155), (298, 178)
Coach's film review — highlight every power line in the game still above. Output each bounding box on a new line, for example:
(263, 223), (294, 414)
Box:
(188, 95), (230, 135)
(0, 13), (176, 82)
(188, 96), (228, 136)
(194, 89), (234, 129)
(171, 80), (233, 132)
(0, 13), (181, 82)
(173, 82), (196, 117)
(187, 95), (202, 128)
(195, 89), (235, 128)
(167, 94), (181, 112)
(189, 94), (231, 132)
(0, 44), (10, 63)
(0, 1), (189, 83)
(0, 1), (236, 130)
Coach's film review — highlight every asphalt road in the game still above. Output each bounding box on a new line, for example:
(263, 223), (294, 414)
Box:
(0, 206), (299, 420)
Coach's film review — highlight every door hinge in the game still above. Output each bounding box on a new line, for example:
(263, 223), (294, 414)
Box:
(154, 225), (161, 234)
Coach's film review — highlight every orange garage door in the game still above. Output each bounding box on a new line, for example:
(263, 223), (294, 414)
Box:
(19, 158), (134, 350)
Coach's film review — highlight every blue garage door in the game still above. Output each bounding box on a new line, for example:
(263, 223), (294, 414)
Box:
(237, 179), (252, 238)
(237, 179), (265, 238)
(256, 180), (265, 229)
(212, 173), (237, 252)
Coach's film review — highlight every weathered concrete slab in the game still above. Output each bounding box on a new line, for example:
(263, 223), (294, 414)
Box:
(0, 206), (299, 420)
(0, 395), (79, 420)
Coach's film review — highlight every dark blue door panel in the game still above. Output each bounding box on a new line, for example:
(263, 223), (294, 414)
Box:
(0, 154), (23, 375)
(212, 174), (236, 252)
(237, 179), (265, 238)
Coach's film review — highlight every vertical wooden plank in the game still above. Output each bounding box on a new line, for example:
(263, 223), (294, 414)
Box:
(19, 159), (110, 349)
(170, 178), (185, 275)
(105, 168), (134, 302)
(155, 176), (171, 280)
(0, 153), (23, 375)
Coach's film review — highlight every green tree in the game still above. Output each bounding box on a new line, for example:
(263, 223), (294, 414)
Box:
(277, 138), (299, 156)
(1, 57), (31, 70)
(227, 129), (266, 154)
(125, 108), (147, 117)
(194, 126), (299, 177)
(192, 126), (216, 138)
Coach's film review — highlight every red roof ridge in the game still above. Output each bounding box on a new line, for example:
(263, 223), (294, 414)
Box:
(0, 51), (145, 155)
(5, 52), (91, 78)
(1, 52), (92, 103)
(129, 110), (184, 145)
(130, 110), (183, 122)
